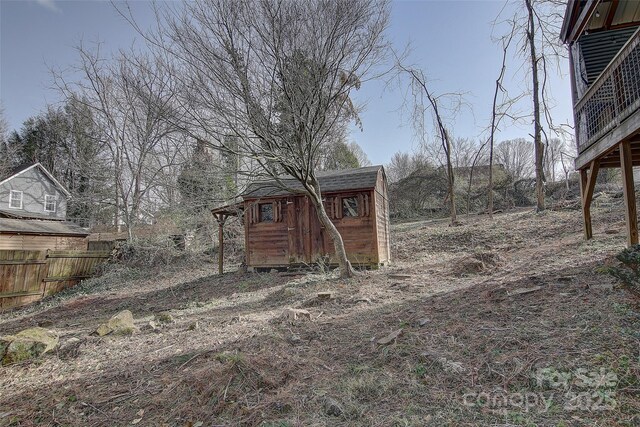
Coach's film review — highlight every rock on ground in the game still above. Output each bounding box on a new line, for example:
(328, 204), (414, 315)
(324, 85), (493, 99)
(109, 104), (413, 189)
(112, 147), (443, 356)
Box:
(282, 308), (311, 323)
(95, 310), (136, 336)
(0, 327), (59, 365)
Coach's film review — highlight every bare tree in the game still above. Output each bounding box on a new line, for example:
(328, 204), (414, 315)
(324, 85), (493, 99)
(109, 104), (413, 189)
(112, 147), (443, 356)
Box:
(0, 104), (15, 178)
(54, 45), (186, 239)
(495, 138), (535, 180)
(487, 18), (520, 219)
(318, 140), (371, 171)
(465, 139), (489, 215)
(525, 0), (545, 211)
(542, 137), (564, 183)
(395, 63), (461, 225)
(347, 142), (372, 168)
(0, 104), (7, 146)
(506, 0), (565, 211)
(559, 137), (577, 192)
(450, 137), (479, 170)
(386, 151), (412, 183)
(132, 0), (389, 278)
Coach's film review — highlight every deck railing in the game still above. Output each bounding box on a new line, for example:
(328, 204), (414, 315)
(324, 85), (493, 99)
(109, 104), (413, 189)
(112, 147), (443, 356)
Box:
(575, 27), (640, 153)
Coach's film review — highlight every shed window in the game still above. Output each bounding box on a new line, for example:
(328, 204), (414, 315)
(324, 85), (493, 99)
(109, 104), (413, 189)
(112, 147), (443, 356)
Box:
(342, 196), (358, 217)
(9, 190), (23, 209)
(44, 195), (57, 212)
(259, 203), (273, 222)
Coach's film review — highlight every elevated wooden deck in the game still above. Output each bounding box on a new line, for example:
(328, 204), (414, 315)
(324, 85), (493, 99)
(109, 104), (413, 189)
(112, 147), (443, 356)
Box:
(574, 27), (640, 169)
(572, 26), (640, 245)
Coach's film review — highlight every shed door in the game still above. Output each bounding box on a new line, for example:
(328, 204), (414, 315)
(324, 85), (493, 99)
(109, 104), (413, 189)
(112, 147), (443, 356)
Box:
(286, 196), (331, 265)
(308, 202), (328, 262)
(287, 196), (310, 264)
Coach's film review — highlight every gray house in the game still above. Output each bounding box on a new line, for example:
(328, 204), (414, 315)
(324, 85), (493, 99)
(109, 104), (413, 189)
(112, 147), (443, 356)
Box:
(0, 163), (88, 250)
(0, 163), (69, 220)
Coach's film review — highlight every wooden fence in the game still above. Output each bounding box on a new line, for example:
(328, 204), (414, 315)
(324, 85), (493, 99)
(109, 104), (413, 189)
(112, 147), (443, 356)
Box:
(0, 250), (110, 309)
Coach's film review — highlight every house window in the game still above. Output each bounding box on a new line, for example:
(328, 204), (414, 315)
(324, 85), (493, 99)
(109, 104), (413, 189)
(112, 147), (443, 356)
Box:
(44, 195), (57, 212)
(9, 190), (23, 209)
(259, 203), (273, 222)
(342, 196), (358, 217)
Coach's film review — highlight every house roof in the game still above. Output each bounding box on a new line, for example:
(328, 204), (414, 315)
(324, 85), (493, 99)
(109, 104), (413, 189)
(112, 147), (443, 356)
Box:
(242, 165), (383, 199)
(0, 162), (71, 197)
(0, 218), (89, 236)
(0, 209), (66, 221)
(561, 0), (640, 43)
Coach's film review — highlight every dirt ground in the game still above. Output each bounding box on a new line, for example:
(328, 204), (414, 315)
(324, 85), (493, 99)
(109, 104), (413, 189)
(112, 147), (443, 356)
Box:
(0, 206), (638, 427)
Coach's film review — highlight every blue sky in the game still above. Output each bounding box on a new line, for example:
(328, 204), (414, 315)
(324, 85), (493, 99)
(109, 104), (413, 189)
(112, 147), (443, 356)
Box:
(0, 0), (574, 165)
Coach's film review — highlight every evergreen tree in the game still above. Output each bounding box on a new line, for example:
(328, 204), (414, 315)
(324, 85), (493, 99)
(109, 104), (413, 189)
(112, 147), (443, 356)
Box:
(178, 139), (224, 212)
(5, 100), (110, 226)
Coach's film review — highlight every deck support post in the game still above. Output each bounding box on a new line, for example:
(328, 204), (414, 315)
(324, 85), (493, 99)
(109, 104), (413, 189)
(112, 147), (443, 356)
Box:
(214, 213), (228, 274)
(619, 140), (638, 245)
(580, 159), (600, 240)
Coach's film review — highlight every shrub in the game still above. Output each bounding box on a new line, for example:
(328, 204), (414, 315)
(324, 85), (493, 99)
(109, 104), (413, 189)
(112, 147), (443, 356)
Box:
(606, 244), (640, 296)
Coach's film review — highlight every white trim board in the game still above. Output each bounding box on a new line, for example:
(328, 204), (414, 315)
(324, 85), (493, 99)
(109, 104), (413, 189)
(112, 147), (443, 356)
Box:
(0, 163), (71, 197)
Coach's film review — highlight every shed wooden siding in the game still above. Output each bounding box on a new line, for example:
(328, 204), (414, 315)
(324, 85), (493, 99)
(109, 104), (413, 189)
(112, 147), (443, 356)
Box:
(323, 190), (378, 265)
(244, 198), (290, 266)
(0, 234), (87, 251)
(238, 166), (390, 269)
(374, 170), (391, 263)
(244, 189), (381, 268)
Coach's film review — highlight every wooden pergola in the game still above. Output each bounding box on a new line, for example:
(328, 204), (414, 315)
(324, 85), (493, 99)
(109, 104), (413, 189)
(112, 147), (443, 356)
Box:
(211, 202), (244, 274)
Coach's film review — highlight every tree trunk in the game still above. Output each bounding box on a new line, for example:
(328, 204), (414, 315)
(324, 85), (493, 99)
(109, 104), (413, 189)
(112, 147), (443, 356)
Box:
(403, 68), (458, 226)
(445, 146), (457, 224)
(487, 146), (495, 218)
(306, 181), (355, 279)
(467, 168), (473, 216)
(126, 222), (134, 242)
(525, 0), (545, 212)
(115, 176), (121, 233)
(115, 145), (122, 233)
(468, 142), (490, 217)
(487, 58), (502, 219)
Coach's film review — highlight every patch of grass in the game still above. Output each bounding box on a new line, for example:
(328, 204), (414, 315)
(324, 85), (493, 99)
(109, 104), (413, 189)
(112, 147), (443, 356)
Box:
(281, 287), (297, 298)
(214, 351), (244, 365)
(413, 363), (427, 377)
(171, 352), (198, 366)
(605, 244), (640, 295)
(260, 422), (291, 427)
(237, 281), (251, 292)
(612, 302), (633, 316)
(507, 411), (535, 426)
(614, 354), (639, 389)
(342, 372), (388, 403)
(347, 364), (373, 375)
(154, 312), (174, 324)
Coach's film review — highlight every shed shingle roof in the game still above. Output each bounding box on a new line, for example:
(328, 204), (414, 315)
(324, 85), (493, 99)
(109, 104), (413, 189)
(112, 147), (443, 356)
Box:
(0, 218), (89, 236)
(242, 165), (383, 198)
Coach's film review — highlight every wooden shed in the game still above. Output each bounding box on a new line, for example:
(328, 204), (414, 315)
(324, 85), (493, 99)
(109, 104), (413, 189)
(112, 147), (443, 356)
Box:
(214, 165), (391, 271)
(0, 218), (89, 250)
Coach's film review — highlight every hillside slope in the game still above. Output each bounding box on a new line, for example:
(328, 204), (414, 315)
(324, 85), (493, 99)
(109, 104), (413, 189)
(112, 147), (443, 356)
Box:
(0, 208), (638, 426)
